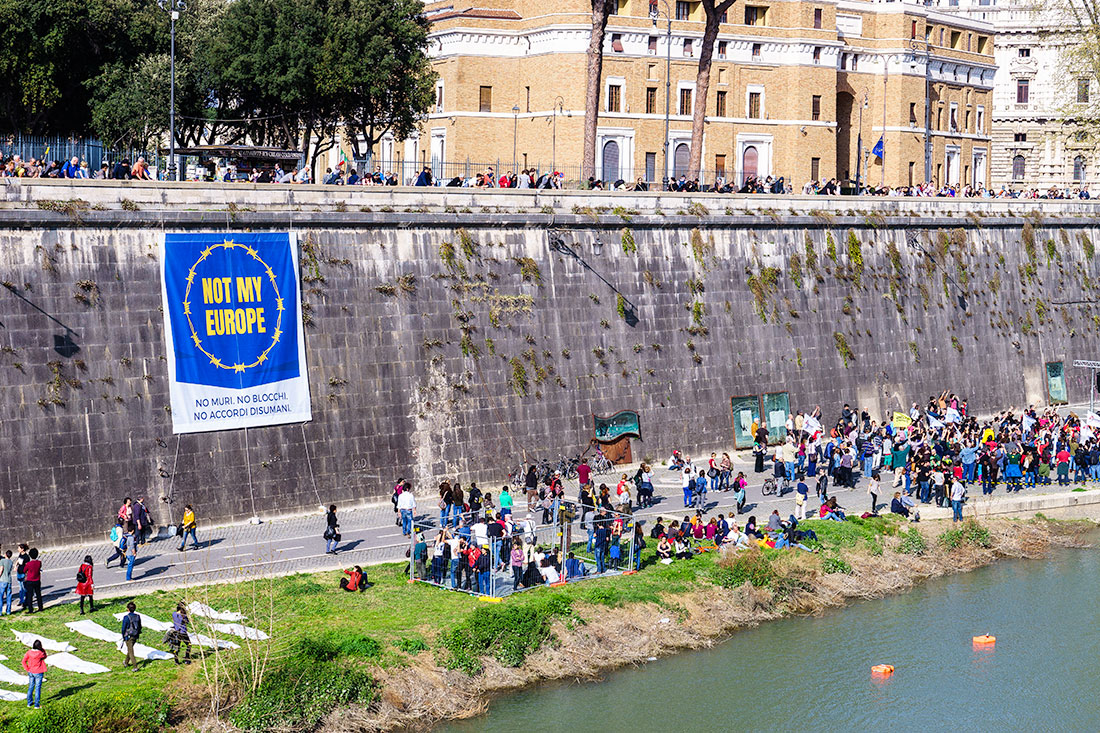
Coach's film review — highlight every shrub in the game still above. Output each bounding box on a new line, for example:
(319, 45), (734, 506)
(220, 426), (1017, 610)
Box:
(938, 520), (991, 550)
(295, 632), (383, 661)
(395, 636), (429, 654)
(822, 555), (853, 574)
(230, 657), (376, 732)
(898, 528), (928, 555)
(439, 594), (574, 675)
(17, 691), (168, 733)
(712, 549), (776, 589)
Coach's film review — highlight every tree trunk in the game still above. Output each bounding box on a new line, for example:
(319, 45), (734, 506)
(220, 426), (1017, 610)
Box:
(582, 0), (612, 184)
(689, 0), (734, 183)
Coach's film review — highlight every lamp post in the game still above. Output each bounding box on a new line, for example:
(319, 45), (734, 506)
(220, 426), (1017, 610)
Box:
(551, 95), (564, 174)
(512, 104), (520, 175)
(649, 0), (672, 188)
(880, 51), (910, 188)
(157, 0), (186, 181)
(911, 38), (932, 185)
(856, 90), (868, 195)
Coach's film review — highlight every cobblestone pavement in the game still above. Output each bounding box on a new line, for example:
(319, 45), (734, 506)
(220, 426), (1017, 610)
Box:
(29, 446), (1089, 607)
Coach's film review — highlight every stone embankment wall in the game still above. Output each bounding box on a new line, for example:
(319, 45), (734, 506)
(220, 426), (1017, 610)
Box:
(0, 180), (1096, 545)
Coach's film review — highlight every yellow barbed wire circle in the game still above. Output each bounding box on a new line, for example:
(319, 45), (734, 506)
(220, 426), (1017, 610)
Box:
(182, 240), (285, 373)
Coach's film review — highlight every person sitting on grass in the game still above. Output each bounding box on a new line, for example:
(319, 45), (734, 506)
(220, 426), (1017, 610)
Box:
(775, 521), (815, 553)
(340, 566), (370, 592)
(744, 515), (763, 539)
(819, 497), (846, 521)
(891, 492), (920, 522)
(564, 552), (588, 578)
(656, 536), (673, 560)
(722, 524), (750, 550)
(674, 536), (693, 560)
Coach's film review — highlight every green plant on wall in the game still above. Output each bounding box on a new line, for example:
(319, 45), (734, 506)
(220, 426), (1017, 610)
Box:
(1083, 234), (1094, 260)
(508, 357), (529, 396)
(886, 238), (903, 276)
(846, 231), (863, 283)
(513, 257), (542, 284)
(690, 300), (705, 326)
(747, 266), (781, 322)
(825, 232), (837, 263)
(621, 228), (637, 254)
(788, 252), (803, 289)
(908, 341), (919, 363)
(833, 331), (854, 367)
(616, 294), (628, 319)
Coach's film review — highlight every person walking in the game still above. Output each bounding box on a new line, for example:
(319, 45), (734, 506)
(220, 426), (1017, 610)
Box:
(15, 544), (28, 610)
(121, 602), (142, 670)
(178, 505), (198, 551)
(397, 486), (416, 537)
(950, 478), (967, 523)
(76, 555), (95, 614)
(868, 471), (880, 515)
(0, 550), (13, 616)
(324, 505), (340, 554)
(169, 602), (192, 664)
(21, 639), (46, 708)
(133, 498), (152, 545)
(22, 549), (42, 614)
(105, 520), (125, 567)
(124, 524), (138, 581)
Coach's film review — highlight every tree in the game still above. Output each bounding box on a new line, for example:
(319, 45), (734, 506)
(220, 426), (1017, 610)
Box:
(582, 0), (614, 183)
(688, 0), (735, 182)
(316, 0), (436, 163)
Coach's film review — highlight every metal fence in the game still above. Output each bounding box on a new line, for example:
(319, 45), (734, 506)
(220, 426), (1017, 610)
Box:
(0, 134), (158, 175)
(408, 502), (639, 599)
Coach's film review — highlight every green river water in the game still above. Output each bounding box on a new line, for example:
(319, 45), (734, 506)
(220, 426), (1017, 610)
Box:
(438, 546), (1100, 732)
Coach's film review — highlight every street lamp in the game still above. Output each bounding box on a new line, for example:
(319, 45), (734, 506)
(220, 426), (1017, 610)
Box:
(649, 0), (672, 188)
(157, 0), (186, 181)
(880, 51), (911, 188)
(856, 90), (868, 194)
(551, 95), (564, 174)
(512, 104), (520, 175)
(910, 38), (932, 185)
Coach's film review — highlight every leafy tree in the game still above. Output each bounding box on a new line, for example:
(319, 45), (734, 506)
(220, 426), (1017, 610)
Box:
(318, 0), (436, 162)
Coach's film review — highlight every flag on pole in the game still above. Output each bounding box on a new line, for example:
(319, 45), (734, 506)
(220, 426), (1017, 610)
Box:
(871, 136), (884, 161)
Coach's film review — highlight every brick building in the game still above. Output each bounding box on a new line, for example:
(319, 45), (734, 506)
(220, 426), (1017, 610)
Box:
(369, 0), (995, 189)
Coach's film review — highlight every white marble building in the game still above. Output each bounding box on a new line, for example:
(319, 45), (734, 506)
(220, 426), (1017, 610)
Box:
(930, 0), (1094, 190)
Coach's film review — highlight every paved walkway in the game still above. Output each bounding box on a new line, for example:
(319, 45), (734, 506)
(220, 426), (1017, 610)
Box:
(27, 445), (1098, 608)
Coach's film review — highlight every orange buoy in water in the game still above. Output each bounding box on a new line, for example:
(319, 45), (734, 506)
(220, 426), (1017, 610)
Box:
(973, 634), (996, 646)
(870, 664), (894, 676)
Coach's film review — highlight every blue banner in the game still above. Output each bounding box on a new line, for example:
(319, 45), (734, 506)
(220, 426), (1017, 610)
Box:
(161, 232), (311, 433)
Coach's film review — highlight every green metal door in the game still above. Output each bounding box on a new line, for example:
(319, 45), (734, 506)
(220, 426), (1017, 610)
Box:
(762, 392), (791, 444)
(730, 395), (761, 449)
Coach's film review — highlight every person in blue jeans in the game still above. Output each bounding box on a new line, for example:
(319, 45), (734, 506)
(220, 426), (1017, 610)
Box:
(0, 550), (12, 615)
(593, 512), (609, 573)
(695, 471), (708, 509)
(124, 525), (138, 581)
(21, 639), (46, 709)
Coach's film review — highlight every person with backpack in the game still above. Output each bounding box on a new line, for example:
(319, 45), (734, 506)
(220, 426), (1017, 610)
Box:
(168, 602), (192, 664)
(121, 602), (142, 669)
(75, 555), (94, 614)
(21, 639), (46, 708)
(106, 520), (125, 567)
(15, 544), (28, 610)
(0, 550), (13, 615)
(324, 505), (340, 554)
(391, 478), (407, 527)
(22, 549), (42, 614)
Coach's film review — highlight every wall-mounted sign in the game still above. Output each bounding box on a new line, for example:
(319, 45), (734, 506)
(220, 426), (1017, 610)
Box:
(593, 410), (641, 442)
(161, 232), (311, 433)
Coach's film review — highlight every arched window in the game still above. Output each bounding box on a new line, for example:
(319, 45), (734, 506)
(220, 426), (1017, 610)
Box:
(1012, 155), (1026, 181)
(601, 140), (620, 183)
(673, 143), (690, 178)
(1074, 155), (1086, 181)
(742, 146), (759, 180)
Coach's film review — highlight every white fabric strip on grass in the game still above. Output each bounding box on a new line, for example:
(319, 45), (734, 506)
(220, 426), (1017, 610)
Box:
(210, 623), (269, 641)
(112, 612), (172, 632)
(192, 632), (239, 650)
(12, 630), (75, 653)
(0, 689), (24, 701)
(44, 652), (109, 674)
(115, 641), (174, 661)
(0, 663), (25, 686)
(65, 620), (123, 644)
(188, 601), (246, 622)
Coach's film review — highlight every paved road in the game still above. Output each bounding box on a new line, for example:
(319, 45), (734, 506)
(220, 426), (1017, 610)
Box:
(26, 448), (1070, 607)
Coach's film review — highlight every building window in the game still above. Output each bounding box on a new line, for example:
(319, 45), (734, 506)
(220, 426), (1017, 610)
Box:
(748, 90), (762, 118)
(676, 0), (690, 20)
(814, 8), (822, 29)
(744, 5), (766, 26)
(967, 33), (972, 52)
(648, 62), (658, 79)
(811, 157), (820, 181)
(851, 54), (858, 71)
(646, 87), (657, 114)
(1012, 155), (1026, 180)
(718, 40), (727, 58)
(978, 36), (989, 54)
(949, 103), (958, 132)
(909, 102), (918, 126)
(908, 161), (915, 187)
(648, 36), (657, 54)
(435, 83), (444, 111)
(1014, 132), (1027, 143)
(840, 53), (847, 70)
(479, 86), (492, 112)
(718, 8), (727, 23)
(1079, 79), (1091, 104)
(752, 43), (761, 57)
(609, 0), (618, 14)
(1075, 155), (1086, 181)
(911, 20), (917, 39)
(645, 152), (656, 181)
(683, 39), (693, 57)
(965, 109), (971, 132)
(716, 90), (727, 116)
(679, 88), (692, 115)
(950, 31), (960, 49)
(811, 95), (821, 121)
(939, 28), (944, 46)
(607, 84), (622, 113)
(977, 105), (985, 132)
(611, 34), (624, 52)
(650, 0), (658, 16)
(1017, 79), (1029, 104)
(1018, 47), (1030, 57)
(1077, 130), (1089, 142)
(813, 46), (822, 64)
(525, 86), (530, 113)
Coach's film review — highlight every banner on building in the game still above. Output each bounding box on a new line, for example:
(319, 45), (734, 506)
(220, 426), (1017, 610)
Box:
(160, 232), (311, 433)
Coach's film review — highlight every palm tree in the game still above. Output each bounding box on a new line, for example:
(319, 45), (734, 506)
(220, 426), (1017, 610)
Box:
(583, 0), (615, 183)
(688, 0), (736, 181)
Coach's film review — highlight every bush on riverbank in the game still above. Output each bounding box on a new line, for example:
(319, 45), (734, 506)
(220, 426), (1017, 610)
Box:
(439, 594), (575, 675)
(16, 690), (168, 733)
(938, 519), (993, 549)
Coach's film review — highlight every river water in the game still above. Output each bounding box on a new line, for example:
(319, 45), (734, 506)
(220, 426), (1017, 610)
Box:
(438, 547), (1100, 732)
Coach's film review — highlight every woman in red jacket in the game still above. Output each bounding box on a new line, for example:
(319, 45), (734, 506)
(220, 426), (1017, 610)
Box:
(22, 639), (46, 708)
(75, 554), (94, 614)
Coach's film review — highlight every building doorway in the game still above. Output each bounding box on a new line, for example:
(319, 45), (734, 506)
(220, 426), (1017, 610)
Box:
(601, 140), (620, 183)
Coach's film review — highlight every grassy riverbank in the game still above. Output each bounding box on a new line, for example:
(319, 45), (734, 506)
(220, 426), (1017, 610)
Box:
(0, 514), (1088, 732)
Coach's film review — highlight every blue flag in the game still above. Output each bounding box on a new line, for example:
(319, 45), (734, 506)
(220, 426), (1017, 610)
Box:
(872, 136), (884, 161)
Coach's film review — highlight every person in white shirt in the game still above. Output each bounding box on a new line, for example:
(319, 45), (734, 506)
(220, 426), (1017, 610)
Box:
(950, 479), (966, 523)
(397, 489), (416, 536)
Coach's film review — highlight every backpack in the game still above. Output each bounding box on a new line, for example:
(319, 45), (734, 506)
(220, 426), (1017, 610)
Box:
(76, 569), (87, 584)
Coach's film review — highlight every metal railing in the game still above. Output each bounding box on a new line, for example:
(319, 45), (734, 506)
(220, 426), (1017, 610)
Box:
(0, 134), (158, 175)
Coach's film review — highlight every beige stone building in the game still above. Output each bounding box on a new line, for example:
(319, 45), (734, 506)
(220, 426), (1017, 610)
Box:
(376, 0), (996, 189)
